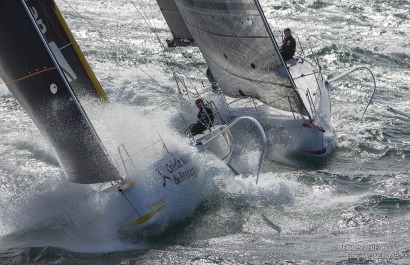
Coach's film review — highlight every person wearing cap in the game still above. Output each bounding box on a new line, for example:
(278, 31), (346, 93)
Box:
(280, 28), (296, 61)
(189, 98), (214, 136)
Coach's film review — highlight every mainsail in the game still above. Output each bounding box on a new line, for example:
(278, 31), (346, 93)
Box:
(27, 0), (109, 102)
(174, 0), (309, 116)
(156, 0), (193, 41)
(0, 0), (120, 184)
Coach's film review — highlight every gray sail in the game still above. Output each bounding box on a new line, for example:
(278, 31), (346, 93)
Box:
(156, 0), (193, 40)
(174, 0), (308, 115)
(0, 0), (121, 184)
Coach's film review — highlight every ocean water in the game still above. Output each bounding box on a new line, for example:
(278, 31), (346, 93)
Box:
(1, 0), (410, 264)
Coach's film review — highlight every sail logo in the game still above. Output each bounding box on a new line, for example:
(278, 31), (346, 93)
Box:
(27, 4), (47, 34)
(49, 42), (78, 82)
(26, 2), (77, 82)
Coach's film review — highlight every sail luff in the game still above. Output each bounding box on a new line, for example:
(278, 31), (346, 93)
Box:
(174, 0), (309, 116)
(27, 0), (109, 102)
(252, 0), (309, 118)
(51, 3), (109, 102)
(33, 2), (118, 175)
(0, 0), (121, 184)
(24, 0), (120, 184)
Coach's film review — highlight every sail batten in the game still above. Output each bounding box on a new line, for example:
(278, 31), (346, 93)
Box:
(174, 0), (309, 115)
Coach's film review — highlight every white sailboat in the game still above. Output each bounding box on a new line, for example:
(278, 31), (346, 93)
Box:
(156, 0), (376, 158)
(0, 0), (267, 233)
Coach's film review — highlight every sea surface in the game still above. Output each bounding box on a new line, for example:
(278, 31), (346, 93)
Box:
(1, 0), (410, 264)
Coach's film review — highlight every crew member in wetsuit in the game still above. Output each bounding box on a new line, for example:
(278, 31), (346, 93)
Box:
(280, 28), (296, 61)
(189, 98), (214, 136)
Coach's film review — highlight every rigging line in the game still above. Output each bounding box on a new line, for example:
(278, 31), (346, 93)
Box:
(254, 1), (307, 110)
(267, 2), (308, 59)
(129, 0), (210, 96)
(127, 0), (163, 45)
(119, 190), (143, 218)
(126, 0), (178, 67)
(59, 0), (160, 87)
(128, 0), (203, 94)
(292, 70), (321, 80)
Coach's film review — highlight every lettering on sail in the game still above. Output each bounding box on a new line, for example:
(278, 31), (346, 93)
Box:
(27, 3), (77, 82)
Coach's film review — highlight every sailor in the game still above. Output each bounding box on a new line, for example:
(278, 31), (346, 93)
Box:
(280, 28), (296, 61)
(189, 98), (214, 136)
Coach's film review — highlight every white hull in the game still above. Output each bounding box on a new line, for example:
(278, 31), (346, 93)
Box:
(106, 151), (214, 234)
(203, 60), (334, 158)
(108, 119), (266, 233)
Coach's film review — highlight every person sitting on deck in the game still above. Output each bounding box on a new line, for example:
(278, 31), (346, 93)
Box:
(189, 98), (214, 136)
(280, 28), (296, 61)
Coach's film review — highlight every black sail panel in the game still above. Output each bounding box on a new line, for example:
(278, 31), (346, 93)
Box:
(174, 0), (308, 115)
(156, 0), (193, 40)
(25, 0), (109, 102)
(0, 0), (120, 184)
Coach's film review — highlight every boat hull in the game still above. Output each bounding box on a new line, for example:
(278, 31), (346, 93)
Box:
(204, 83), (334, 158)
(111, 151), (212, 234)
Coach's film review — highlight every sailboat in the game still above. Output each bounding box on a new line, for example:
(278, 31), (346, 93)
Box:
(0, 0), (267, 232)
(156, 0), (195, 47)
(156, 0), (376, 158)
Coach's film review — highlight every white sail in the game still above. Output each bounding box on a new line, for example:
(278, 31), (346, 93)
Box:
(174, 0), (309, 116)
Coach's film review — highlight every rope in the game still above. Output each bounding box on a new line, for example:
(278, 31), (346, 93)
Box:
(128, 0), (209, 97)
(118, 189), (143, 218)
(60, 0), (160, 86)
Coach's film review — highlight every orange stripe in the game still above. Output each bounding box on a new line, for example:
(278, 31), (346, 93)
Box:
(5, 67), (57, 85)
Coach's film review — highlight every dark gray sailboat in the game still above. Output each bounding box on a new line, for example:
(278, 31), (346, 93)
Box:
(0, 0), (267, 232)
(0, 0), (118, 184)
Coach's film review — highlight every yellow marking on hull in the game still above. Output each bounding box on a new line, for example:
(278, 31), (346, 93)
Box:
(52, 3), (109, 102)
(117, 181), (135, 191)
(133, 204), (167, 225)
(5, 67), (57, 85)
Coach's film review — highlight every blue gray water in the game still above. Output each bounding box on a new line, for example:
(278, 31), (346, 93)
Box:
(1, 0), (409, 264)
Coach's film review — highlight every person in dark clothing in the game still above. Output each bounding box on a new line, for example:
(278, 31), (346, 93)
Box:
(280, 28), (296, 61)
(189, 98), (214, 136)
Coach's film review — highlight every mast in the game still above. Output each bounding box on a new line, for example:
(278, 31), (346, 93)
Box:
(174, 0), (310, 116)
(253, 0), (310, 118)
